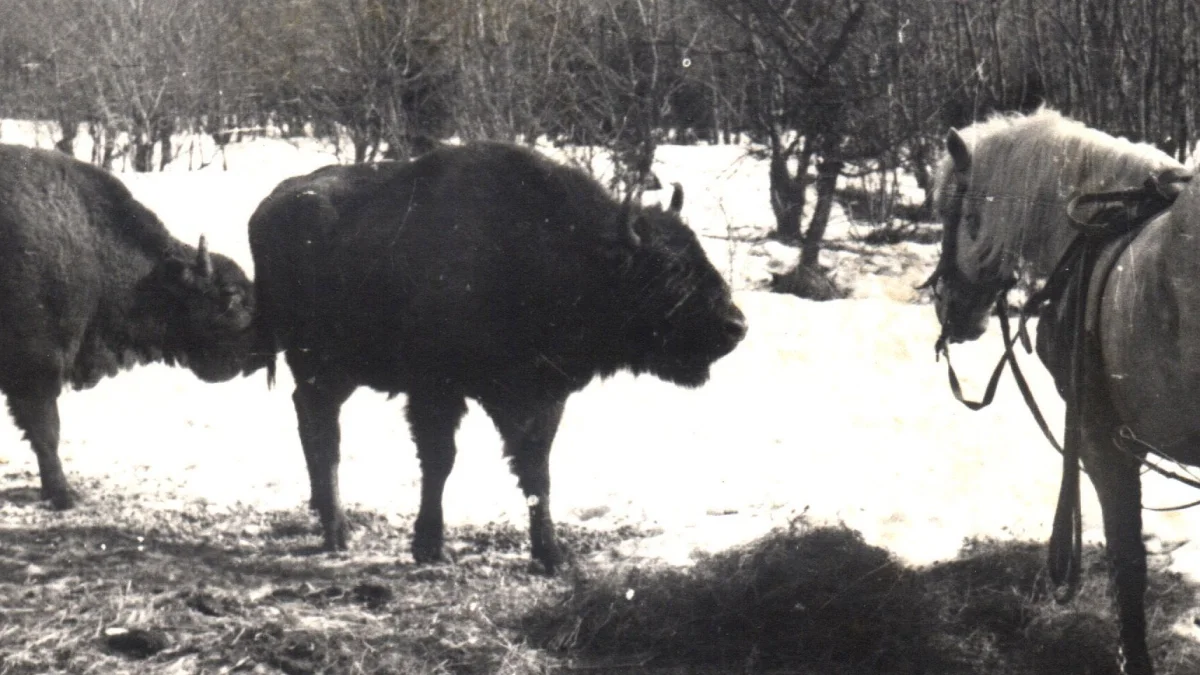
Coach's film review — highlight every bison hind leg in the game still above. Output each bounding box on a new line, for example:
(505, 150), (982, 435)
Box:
(6, 390), (72, 509)
(483, 397), (568, 575)
(406, 389), (468, 565)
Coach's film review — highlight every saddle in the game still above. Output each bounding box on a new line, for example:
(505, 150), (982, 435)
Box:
(1024, 170), (1190, 601)
(1025, 172), (1190, 399)
(1029, 231), (1136, 398)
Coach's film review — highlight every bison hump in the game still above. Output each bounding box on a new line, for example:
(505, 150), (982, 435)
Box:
(277, 191), (341, 240)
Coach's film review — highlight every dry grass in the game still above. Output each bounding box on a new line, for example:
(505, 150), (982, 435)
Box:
(0, 472), (640, 675)
(3, 473), (1199, 675)
(526, 520), (1200, 675)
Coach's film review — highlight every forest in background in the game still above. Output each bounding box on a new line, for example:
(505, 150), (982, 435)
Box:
(1, 0), (1197, 264)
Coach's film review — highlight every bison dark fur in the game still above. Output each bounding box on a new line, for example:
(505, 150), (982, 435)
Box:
(249, 141), (746, 572)
(0, 144), (259, 508)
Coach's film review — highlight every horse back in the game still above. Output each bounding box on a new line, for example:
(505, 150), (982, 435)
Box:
(1100, 180), (1200, 463)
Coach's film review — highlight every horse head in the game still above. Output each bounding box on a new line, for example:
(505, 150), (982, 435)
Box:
(923, 128), (1014, 347)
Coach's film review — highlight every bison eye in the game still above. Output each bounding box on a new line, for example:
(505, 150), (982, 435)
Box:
(218, 286), (243, 309)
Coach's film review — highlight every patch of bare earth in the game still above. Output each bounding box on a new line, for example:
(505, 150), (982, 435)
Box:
(0, 473), (647, 674)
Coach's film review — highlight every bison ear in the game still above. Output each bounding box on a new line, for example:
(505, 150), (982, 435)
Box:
(196, 235), (213, 279)
(946, 129), (972, 173)
(668, 182), (684, 214)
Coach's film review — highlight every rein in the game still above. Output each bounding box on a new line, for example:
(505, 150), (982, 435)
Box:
(934, 287), (1083, 602)
(935, 291), (1063, 452)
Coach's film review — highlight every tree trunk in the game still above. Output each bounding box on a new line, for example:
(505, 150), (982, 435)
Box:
(800, 158), (844, 268)
(769, 137), (810, 241)
(352, 136), (371, 164)
(55, 118), (79, 157)
(156, 117), (175, 172)
(90, 120), (118, 170)
(132, 140), (155, 172)
(131, 110), (155, 173)
(909, 142), (935, 221)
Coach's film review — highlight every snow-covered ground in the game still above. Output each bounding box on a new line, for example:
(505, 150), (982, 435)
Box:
(3, 123), (1200, 596)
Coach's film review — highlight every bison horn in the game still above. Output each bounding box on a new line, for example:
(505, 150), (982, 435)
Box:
(616, 196), (642, 248)
(668, 183), (684, 213)
(623, 212), (642, 248)
(196, 235), (213, 279)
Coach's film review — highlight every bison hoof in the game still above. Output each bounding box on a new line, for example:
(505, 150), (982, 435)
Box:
(411, 539), (446, 565)
(322, 534), (349, 552)
(43, 487), (78, 511)
(321, 520), (350, 552)
(533, 545), (567, 576)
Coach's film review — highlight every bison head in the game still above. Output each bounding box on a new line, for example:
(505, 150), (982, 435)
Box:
(156, 236), (261, 382)
(615, 185), (746, 387)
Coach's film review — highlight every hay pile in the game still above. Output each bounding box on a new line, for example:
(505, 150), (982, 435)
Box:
(526, 521), (1200, 674)
(4, 471), (1199, 675)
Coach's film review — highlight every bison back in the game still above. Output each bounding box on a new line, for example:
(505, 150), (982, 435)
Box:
(250, 143), (630, 390)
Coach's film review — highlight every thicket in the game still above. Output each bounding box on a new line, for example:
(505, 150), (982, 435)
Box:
(3, 0), (1197, 256)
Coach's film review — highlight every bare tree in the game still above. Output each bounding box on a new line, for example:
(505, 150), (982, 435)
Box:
(706, 0), (867, 268)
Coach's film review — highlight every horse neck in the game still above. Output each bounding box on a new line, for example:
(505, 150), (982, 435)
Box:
(1024, 195), (1081, 280)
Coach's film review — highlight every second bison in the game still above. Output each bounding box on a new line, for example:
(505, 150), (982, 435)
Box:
(249, 142), (746, 572)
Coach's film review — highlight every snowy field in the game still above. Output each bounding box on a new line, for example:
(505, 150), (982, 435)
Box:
(3, 122), (1200, 601)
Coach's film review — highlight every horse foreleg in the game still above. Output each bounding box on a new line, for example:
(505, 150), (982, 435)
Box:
(1083, 420), (1152, 675)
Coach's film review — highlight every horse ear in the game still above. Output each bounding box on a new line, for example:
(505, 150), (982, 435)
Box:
(947, 129), (972, 173)
(668, 182), (684, 214)
(195, 236), (214, 279)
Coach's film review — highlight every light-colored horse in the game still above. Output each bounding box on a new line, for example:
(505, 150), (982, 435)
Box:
(928, 107), (1195, 675)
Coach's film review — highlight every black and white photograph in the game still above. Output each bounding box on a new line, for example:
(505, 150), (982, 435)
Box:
(2, 1), (1200, 673)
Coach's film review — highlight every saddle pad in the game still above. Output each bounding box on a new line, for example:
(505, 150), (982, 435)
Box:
(1035, 229), (1139, 399)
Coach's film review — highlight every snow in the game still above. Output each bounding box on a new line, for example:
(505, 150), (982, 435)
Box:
(3, 125), (1200, 590)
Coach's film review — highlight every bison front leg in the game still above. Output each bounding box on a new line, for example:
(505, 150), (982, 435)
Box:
(405, 391), (467, 564)
(485, 398), (567, 574)
(291, 373), (355, 552)
(7, 391), (73, 509)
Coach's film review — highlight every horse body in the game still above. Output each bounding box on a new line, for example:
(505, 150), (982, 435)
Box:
(1104, 188), (1200, 461)
(930, 108), (1195, 675)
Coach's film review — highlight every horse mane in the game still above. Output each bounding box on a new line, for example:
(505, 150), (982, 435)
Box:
(936, 107), (1186, 280)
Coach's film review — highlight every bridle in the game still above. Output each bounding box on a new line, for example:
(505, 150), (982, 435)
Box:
(919, 179), (1016, 359)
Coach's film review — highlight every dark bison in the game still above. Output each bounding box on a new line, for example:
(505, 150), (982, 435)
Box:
(249, 141), (746, 572)
(0, 144), (259, 508)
